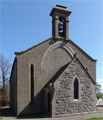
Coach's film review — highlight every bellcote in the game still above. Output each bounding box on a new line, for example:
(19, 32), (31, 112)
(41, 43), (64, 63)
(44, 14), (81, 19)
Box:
(50, 5), (72, 41)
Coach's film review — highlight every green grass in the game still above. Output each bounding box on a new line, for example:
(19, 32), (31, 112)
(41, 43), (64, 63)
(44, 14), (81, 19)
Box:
(84, 118), (103, 120)
(0, 116), (2, 120)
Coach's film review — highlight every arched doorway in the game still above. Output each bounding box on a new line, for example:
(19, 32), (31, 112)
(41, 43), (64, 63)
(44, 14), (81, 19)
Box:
(47, 92), (51, 114)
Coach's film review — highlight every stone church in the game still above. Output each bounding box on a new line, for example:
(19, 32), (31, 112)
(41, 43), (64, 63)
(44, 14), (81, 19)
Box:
(10, 5), (97, 117)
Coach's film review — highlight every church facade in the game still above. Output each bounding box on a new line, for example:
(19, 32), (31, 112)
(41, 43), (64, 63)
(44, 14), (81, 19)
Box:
(10, 5), (97, 117)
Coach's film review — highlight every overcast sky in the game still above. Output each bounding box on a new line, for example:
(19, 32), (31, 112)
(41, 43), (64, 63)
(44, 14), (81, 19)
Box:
(0, 0), (103, 92)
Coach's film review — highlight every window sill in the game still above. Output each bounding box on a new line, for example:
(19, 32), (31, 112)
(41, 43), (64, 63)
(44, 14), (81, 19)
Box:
(73, 99), (79, 102)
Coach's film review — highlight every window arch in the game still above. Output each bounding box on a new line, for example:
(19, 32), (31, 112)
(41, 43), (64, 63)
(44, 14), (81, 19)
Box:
(30, 64), (34, 101)
(74, 78), (79, 99)
(58, 17), (65, 37)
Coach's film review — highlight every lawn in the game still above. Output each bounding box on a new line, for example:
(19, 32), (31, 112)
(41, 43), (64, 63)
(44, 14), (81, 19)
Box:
(0, 117), (2, 120)
(85, 118), (103, 120)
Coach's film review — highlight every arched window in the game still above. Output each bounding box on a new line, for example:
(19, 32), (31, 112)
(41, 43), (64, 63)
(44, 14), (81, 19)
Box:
(30, 64), (34, 101)
(74, 78), (79, 99)
(58, 17), (65, 37)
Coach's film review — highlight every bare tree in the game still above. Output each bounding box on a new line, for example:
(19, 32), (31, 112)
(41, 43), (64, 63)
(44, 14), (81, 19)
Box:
(0, 54), (11, 106)
(0, 54), (11, 89)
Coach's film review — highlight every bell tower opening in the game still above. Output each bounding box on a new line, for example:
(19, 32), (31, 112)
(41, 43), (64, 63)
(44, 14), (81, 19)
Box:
(58, 17), (65, 37)
(50, 4), (72, 41)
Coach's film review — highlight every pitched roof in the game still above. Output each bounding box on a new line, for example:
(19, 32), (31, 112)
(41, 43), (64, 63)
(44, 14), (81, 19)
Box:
(15, 37), (96, 62)
(45, 57), (96, 87)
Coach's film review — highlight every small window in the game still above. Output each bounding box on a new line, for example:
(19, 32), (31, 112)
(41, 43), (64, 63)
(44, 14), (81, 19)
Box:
(74, 78), (79, 99)
(58, 17), (65, 37)
(30, 64), (34, 101)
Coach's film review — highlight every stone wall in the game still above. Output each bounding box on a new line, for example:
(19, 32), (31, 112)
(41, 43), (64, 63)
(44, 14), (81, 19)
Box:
(53, 58), (96, 116)
(68, 40), (96, 82)
(14, 38), (96, 115)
